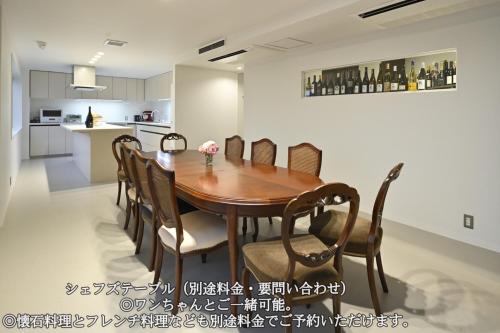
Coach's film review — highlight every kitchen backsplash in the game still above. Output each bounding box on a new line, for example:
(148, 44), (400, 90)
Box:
(30, 99), (171, 123)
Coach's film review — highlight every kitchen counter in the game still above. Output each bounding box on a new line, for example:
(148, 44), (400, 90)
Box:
(61, 123), (131, 132)
(62, 123), (133, 183)
(109, 121), (172, 128)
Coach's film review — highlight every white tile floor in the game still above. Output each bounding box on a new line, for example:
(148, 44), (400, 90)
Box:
(0, 157), (499, 332)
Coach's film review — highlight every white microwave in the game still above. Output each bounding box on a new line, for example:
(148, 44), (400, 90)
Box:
(40, 109), (62, 123)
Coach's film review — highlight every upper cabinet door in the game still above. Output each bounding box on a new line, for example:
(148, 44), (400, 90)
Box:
(157, 72), (172, 100)
(145, 77), (154, 101)
(126, 78), (137, 101)
(48, 72), (66, 99)
(113, 77), (127, 100)
(65, 73), (82, 99)
(97, 76), (113, 100)
(30, 70), (49, 99)
(136, 79), (145, 102)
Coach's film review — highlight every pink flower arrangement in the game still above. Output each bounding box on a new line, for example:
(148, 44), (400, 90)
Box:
(198, 140), (219, 155)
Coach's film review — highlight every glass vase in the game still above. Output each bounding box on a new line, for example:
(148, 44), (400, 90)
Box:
(205, 153), (213, 167)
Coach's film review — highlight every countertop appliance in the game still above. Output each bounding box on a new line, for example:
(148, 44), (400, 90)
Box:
(40, 109), (63, 123)
(142, 111), (154, 122)
(134, 115), (142, 122)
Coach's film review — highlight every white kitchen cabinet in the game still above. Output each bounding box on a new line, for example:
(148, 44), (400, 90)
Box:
(30, 70), (49, 99)
(65, 73), (82, 99)
(136, 124), (171, 151)
(126, 78), (137, 101)
(113, 77), (127, 100)
(48, 72), (66, 99)
(137, 79), (145, 102)
(97, 76), (113, 100)
(30, 126), (49, 156)
(48, 126), (67, 155)
(145, 72), (172, 101)
(65, 128), (73, 154)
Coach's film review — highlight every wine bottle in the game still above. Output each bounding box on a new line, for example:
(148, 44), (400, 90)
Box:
(340, 71), (346, 95)
(390, 65), (399, 92)
(444, 60), (452, 85)
(327, 76), (334, 95)
(417, 63), (426, 90)
(317, 75), (323, 96)
(346, 70), (354, 94)
(452, 61), (457, 84)
(426, 65), (432, 89)
(354, 70), (361, 94)
(376, 67), (383, 93)
(383, 63), (392, 92)
(362, 67), (369, 93)
(85, 106), (93, 128)
(398, 66), (408, 91)
(321, 75), (327, 95)
(312, 75), (317, 96)
(408, 61), (417, 91)
(437, 62), (444, 87)
(334, 73), (340, 95)
(305, 77), (312, 97)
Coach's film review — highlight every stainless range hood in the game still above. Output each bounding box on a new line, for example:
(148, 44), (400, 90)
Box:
(70, 65), (107, 91)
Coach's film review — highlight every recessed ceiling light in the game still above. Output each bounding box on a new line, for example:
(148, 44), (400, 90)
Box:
(237, 66), (243, 70)
(104, 39), (128, 47)
(89, 61), (95, 64)
(91, 57), (98, 61)
(97, 52), (104, 56)
(94, 54), (101, 58)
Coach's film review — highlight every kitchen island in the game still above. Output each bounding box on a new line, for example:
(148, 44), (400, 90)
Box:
(61, 124), (133, 183)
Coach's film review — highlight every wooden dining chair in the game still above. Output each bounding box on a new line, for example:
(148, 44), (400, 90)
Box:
(119, 143), (141, 241)
(242, 138), (277, 242)
(147, 159), (228, 315)
(160, 132), (187, 152)
(242, 183), (360, 333)
(309, 163), (404, 316)
(224, 135), (245, 159)
(129, 149), (158, 271)
(288, 142), (322, 177)
(112, 135), (142, 206)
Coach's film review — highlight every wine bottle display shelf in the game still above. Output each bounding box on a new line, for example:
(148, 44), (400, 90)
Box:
(302, 49), (457, 98)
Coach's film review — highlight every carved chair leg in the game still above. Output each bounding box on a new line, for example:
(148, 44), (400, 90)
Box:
(132, 201), (139, 242)
(284, 295), (293, 333)
(268, 217), (273, 225)
(124, 199), (131, 230)
(153, 236), (164, 284)
(201, 253), (207, 263)
(172, 254), (184, 315)
(376, 252), (389, 293)
(242, 267), (252, 327)
(242, 217), (248, 236)
(333, 293), (341, 333)
(148, 212), (157, 272)
(252, 218), (259, 242)
(366, 254), (382, 316)
(135, 207), (145, 255)
(116, 180), (122, 206)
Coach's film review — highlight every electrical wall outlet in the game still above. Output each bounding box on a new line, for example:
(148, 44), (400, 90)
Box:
(464, 214), (474, 229)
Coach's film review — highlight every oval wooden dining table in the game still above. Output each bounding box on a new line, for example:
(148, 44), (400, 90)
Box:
(143, 149), (324, 314)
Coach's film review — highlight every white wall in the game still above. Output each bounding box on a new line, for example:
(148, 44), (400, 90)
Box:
(244, 12), (500, 252)
(0, 2), (23, 226)
(174, 65), (238, 149)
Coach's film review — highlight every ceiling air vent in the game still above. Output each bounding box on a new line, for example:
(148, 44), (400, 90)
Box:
(199, 39), (225, 54)
(104, 39), (128, 47)
(209, 49), (247, 62)
(359, 0), (425, 19)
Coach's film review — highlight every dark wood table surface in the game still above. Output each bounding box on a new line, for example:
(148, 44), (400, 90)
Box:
(144, 150), (324, 314)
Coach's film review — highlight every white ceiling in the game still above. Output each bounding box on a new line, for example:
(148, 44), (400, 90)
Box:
(4, 0), (500, 78)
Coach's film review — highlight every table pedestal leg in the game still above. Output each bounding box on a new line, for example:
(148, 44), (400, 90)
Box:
(226, 206), (239, 315)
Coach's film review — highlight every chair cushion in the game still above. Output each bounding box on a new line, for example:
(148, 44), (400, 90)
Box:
(242, 235), (340, 298)
(309, 210), (383, 256)
(117, 169), (127, 181)
(158, 210), (227, 254)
